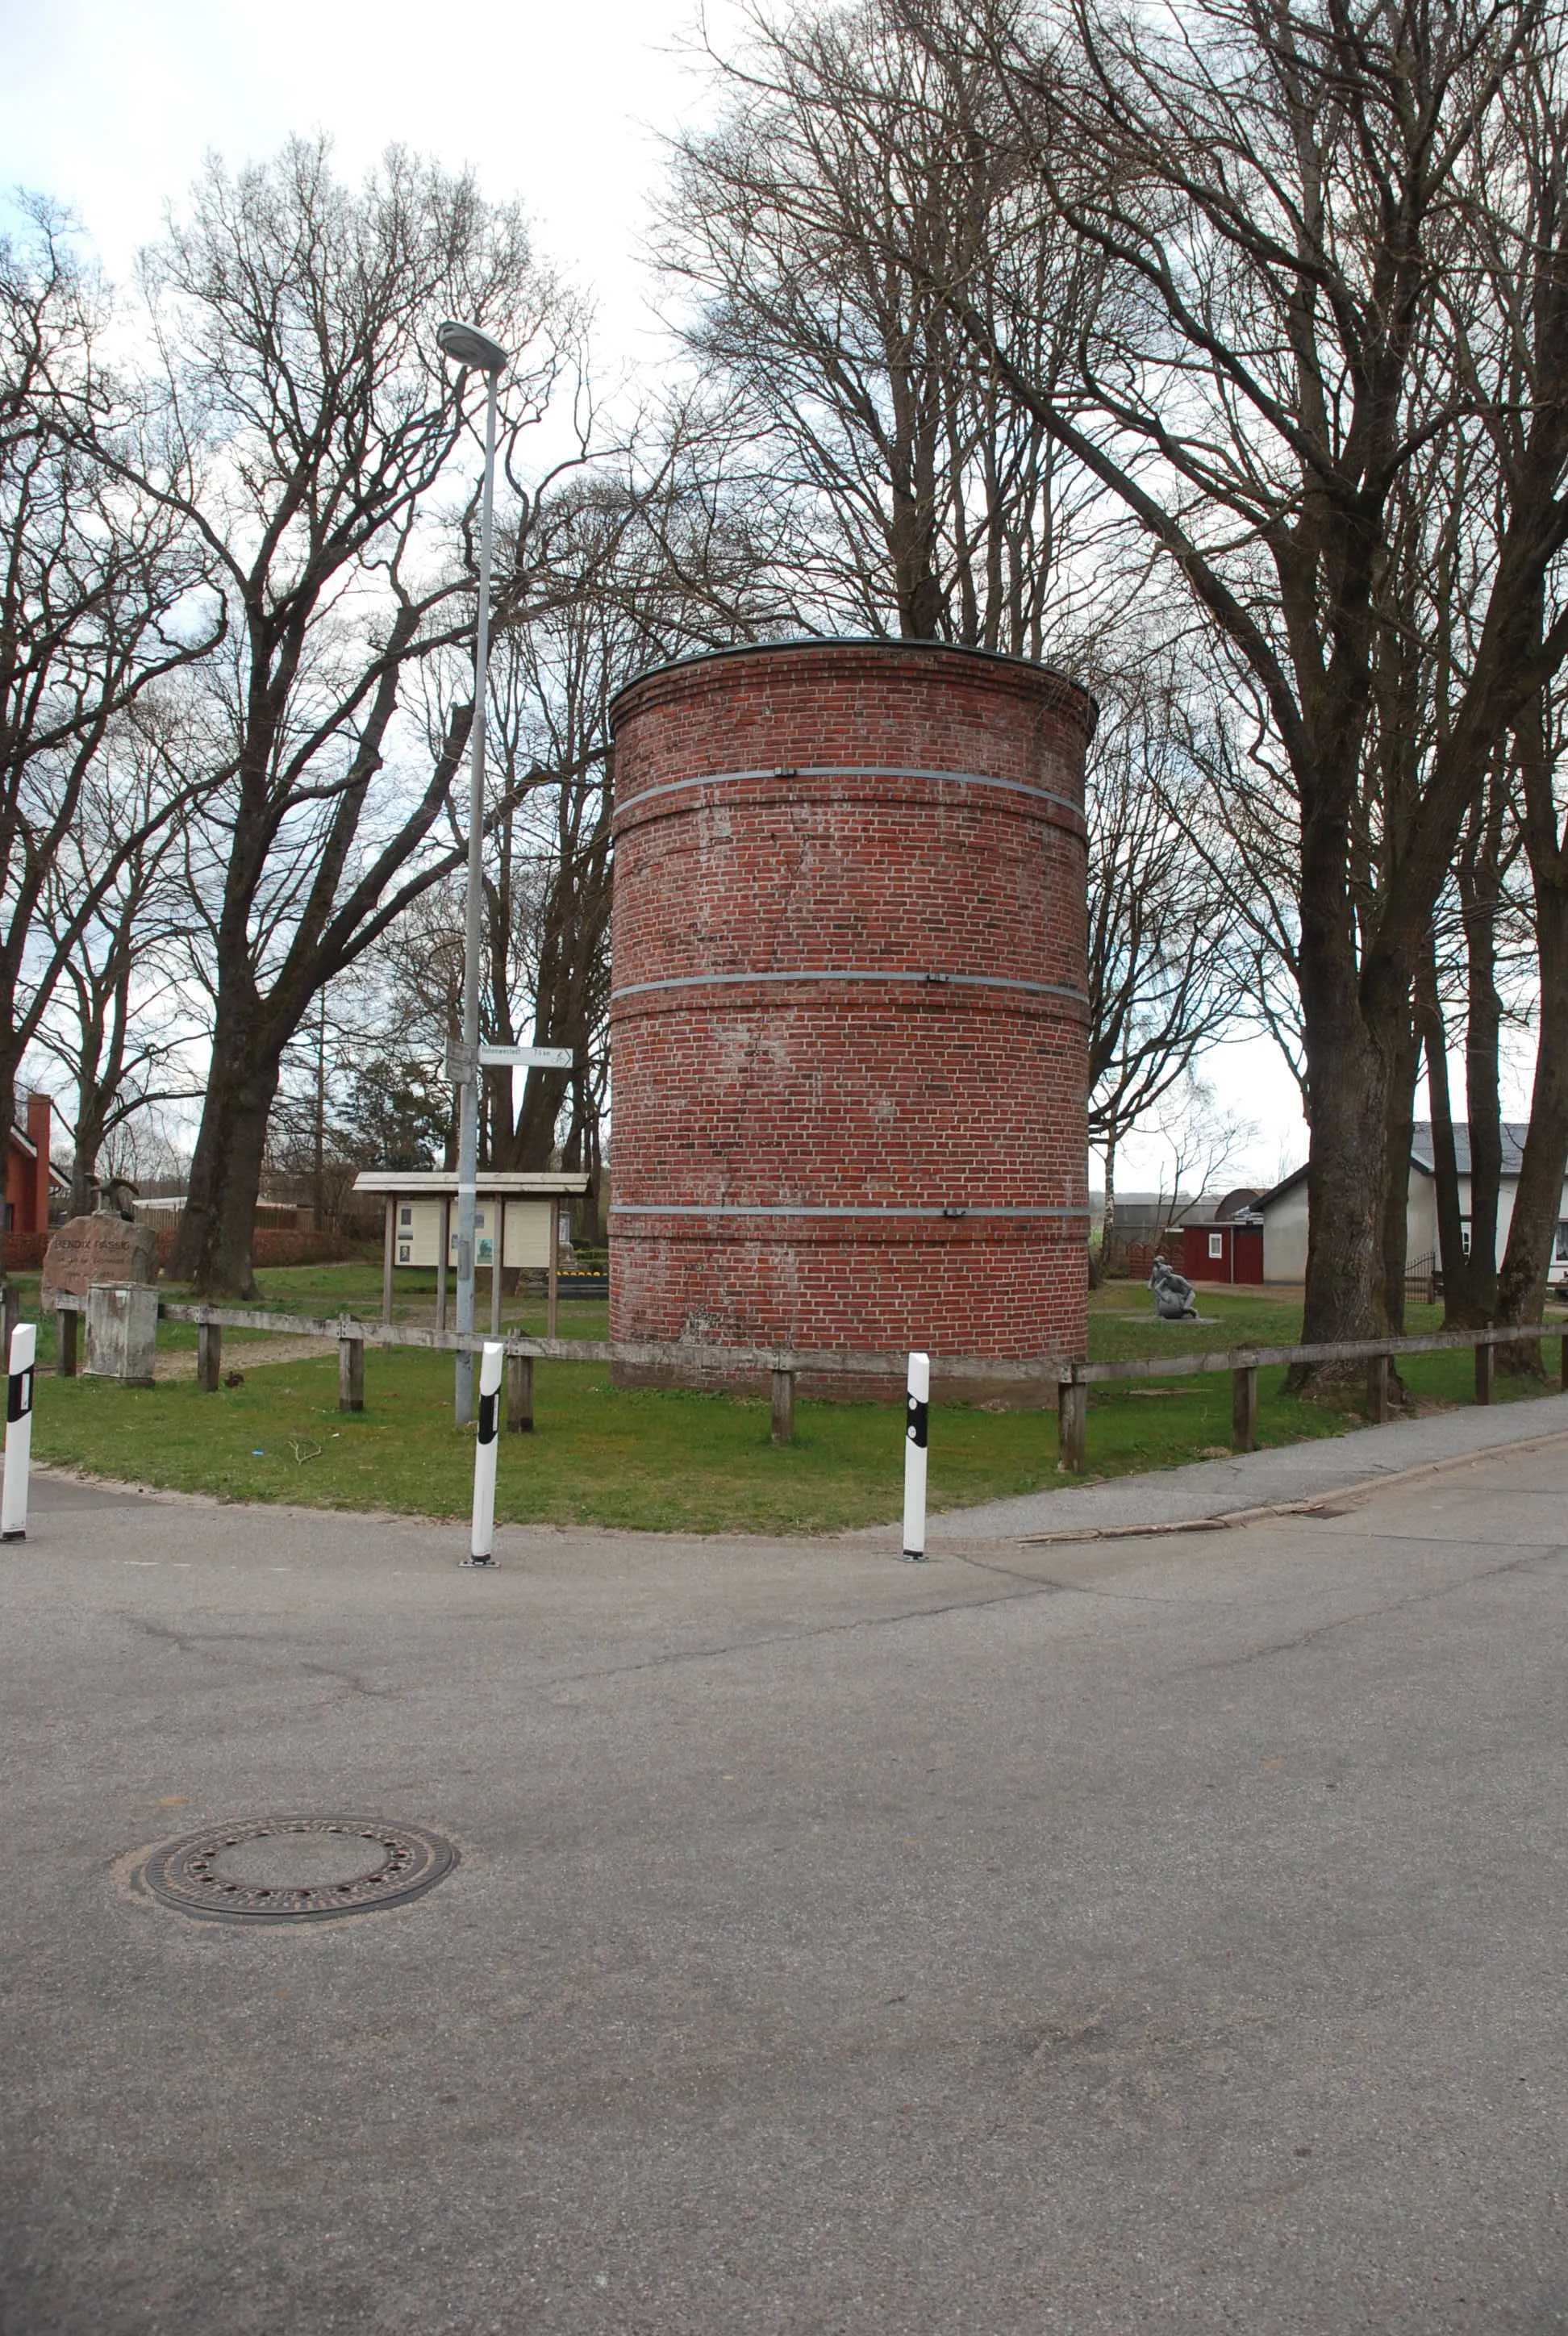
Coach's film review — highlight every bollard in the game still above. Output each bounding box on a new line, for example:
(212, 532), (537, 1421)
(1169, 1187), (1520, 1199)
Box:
(1057, 1372), (1087, 1474)
(56, 1302), (78, 1378)
(1232, 1362), (1258, 1452)
(196, 1319), (222, 1394)
(770, 1365), (795, 1448)
(1367, 1351), (1390, 1425)
(466, 1341), (505, 1566)
(903, 1350), (929, 1559)
(338, 1334), (364, 1414)
(506, 1351), (533, 1433)
(2, 1320), (36, 1542)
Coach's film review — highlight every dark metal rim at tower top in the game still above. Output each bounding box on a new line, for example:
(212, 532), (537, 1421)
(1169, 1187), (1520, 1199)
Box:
(136, 1816), (459, 1925)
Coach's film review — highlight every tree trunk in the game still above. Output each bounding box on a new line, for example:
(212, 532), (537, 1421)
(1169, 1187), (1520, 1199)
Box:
(166, 1042), (282, 1296)
(1295, 909), (1391, 1369)
(1102, 1127), (1119, 1276)
(1381, 998), (1420, 1338)
(1459, 817), (1504, 1323)
(1420, 967), (1469, 1322)
(510, 1064), (572, 1169)
(1496, 705), (1568, 1367)
(1494, 876), (1568, 1363)
(70, 1091), (106, 1218)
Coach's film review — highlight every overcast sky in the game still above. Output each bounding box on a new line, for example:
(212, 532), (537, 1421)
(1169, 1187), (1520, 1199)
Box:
(8, 0), (1511, 1191)
(0, 0), (732, 352)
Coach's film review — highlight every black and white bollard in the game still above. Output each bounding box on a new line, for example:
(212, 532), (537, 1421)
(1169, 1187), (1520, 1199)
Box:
(2, 1320), (36, 1543)
(903, 1349), (929, 1560)
(465, 1340), (505, 1566)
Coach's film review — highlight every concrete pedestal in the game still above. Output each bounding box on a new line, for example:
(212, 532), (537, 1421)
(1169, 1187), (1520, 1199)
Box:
(85, 1283), (158, 1387)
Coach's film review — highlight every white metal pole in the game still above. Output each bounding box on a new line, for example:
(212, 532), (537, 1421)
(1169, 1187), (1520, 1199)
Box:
(466, 1339), (505, 1566)
(454, 363), (501, 1427)
(2, 1320), (37, 1543)
(903, 1349), (929, 1560)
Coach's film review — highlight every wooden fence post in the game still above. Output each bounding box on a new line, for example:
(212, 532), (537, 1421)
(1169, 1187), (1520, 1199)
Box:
(1232, 1362), (1258, 1452)
(1057, 1372), (1087, 1474)
(770, 1366), (795, 1447)
(196, 1320), (222, 1393)
(339, 1335), (365, 1414)
(1367, 1352), (1390, 1425)
(56, 1302), (77, 1378)
(1475, 1338), (1495, 1406)
(507, 1352), (533, 1433)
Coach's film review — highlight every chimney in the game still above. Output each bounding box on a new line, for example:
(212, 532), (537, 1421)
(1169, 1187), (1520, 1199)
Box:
(25, 1092), (50, 1233)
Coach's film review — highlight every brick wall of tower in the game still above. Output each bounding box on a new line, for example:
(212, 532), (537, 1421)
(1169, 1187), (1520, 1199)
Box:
(607, 640), (1095, 1393)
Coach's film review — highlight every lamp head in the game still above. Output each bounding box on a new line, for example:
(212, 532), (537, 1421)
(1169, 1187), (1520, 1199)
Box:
(436, 319), (509, 374)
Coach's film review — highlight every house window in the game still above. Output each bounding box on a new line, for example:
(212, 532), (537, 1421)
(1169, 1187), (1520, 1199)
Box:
(1208, 1232), (1224, 1258)
(1460, 1216), (1472, 1259)
(1555, 1221), (1568, 1262)
(400, 1206), (412, 1227)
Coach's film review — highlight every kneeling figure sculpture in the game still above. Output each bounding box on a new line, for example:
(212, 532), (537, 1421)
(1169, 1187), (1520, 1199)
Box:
(1149, 1254), (1198, 1321)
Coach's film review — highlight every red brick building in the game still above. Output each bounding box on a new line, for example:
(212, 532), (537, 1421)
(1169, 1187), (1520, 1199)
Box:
(6, 1091), (59, 1239)
(607, 639), (1095, 1390)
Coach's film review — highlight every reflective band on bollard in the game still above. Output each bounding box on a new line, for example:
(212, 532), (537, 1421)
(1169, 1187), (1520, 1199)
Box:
(2, 1320), (36, 1544)
(903, 1349), (929, 1560)
(466, 1340), (505, 1566)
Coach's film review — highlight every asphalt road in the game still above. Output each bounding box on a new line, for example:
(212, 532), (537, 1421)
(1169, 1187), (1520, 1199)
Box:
(4, 1448), (1568, 2334)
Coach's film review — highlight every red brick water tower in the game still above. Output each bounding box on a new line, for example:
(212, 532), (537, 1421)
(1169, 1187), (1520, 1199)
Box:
(607, 639), (1095, 1391)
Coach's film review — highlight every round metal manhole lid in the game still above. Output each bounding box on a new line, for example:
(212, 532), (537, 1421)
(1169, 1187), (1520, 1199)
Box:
(136, 1817), (458, 1924)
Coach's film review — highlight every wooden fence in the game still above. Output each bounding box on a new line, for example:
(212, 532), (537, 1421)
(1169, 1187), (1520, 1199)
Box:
(46, 1294), (1568, 1468)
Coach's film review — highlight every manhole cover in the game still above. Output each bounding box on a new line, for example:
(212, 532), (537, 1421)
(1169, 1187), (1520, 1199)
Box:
(136, 1817), (458, 1924)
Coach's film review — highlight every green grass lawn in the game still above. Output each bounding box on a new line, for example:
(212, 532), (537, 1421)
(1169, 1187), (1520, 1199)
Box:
(6, 1266), (1560, 1534)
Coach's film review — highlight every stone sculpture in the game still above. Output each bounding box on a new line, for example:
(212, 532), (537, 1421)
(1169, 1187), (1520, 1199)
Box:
(41, 1208), (159, 1308)
(1149, 1253), (1199, 1321)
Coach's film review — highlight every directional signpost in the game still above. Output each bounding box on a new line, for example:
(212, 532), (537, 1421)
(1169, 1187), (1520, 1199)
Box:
(445, 1042), (577, 1388)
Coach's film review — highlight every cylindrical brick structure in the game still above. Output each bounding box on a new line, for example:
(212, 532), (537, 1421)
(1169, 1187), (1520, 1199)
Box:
(607, 639), (1095, 1395)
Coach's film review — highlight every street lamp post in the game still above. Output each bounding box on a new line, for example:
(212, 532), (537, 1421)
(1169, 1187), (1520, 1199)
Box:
(437, 318), (509, 1425)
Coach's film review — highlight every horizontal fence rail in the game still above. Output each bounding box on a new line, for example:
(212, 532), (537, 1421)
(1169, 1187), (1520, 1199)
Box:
(46, 1292), (1568, 1462)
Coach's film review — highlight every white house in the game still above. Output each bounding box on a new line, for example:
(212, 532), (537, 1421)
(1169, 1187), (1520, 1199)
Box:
(1256, 1123), (1568, 1285)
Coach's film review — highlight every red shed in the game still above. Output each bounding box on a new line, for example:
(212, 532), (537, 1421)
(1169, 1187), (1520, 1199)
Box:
(1181, 1216), (1264, 1285)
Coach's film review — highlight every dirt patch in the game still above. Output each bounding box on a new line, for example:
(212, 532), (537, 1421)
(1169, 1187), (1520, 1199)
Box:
(153, 1336), (336, 1383)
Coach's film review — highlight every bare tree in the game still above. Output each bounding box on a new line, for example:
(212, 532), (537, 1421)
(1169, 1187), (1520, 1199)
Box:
(33, 695), (204, 1212)
(1086, 670), (1242, 1255)
(908, 0), (1568, 1360)
(660, 0), (1109, 649)
(665, 0), (1234, 1200)
(0, 198), (216, 1186)
(117, 139), (587, 1295)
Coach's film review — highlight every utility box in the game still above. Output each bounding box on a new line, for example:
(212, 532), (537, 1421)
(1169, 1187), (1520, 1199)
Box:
(85, 1282), (158, 1386)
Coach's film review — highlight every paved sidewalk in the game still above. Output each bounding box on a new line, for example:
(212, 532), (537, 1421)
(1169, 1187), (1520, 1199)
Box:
(924, 1383), (1568, 1546)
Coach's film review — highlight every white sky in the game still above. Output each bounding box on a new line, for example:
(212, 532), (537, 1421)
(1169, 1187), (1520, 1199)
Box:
(3, 0), (1522, 1188)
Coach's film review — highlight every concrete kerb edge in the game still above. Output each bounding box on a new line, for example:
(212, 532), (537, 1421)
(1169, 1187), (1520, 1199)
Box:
(1011, 1422), (1568, 1549)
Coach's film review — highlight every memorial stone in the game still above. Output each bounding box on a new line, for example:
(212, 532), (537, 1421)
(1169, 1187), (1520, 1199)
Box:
(41, 1212), (158, 1307)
